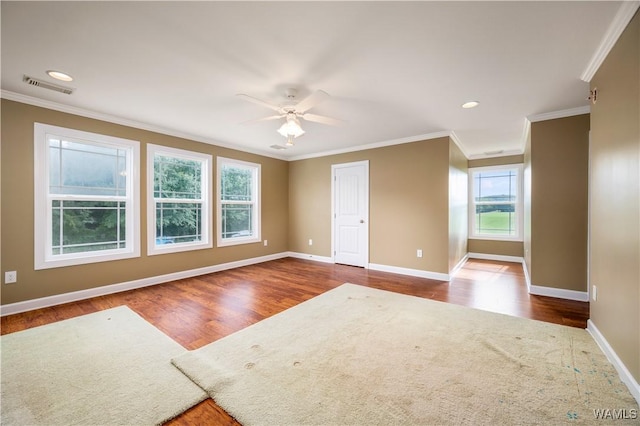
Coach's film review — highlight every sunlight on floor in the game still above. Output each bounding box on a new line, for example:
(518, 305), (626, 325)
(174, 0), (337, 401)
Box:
(453, 260), (529, 317)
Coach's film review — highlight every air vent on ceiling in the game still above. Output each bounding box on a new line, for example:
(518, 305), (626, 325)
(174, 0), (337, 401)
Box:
(270, 144), (287, 150)
(23, 75), (74, 95)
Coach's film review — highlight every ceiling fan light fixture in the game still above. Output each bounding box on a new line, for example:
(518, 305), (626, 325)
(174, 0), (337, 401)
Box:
(277, 114), (305, 138)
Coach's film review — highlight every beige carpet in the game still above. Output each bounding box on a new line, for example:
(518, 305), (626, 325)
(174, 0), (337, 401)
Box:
(172, 283), (638, 425)
(1, 306), (207, 425)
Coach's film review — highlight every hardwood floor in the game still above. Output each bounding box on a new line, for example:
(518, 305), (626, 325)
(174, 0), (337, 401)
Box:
(1, 257), (589, 425)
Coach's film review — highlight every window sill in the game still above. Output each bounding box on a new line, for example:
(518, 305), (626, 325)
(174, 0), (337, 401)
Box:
(217, 236), (261, 247)
(468, 235), (523, 243)
(35, 249), (140, 270)
(147, 241), (213, 256)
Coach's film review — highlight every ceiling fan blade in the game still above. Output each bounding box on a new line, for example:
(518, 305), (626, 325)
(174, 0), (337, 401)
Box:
(294, 90), (330, 113)
(301, 113), (344, 126)
(240, 114), (284, 125)
(236, 94), (282, 112)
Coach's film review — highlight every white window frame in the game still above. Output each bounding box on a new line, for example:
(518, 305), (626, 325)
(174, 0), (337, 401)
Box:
(34, 123), (140, 270)
(468, 164), (523, 242)
(147, 144), (212, 255)
(216, 157), (261, 247)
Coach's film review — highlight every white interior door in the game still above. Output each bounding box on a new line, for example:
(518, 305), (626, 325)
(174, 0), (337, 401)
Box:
(332, 161), (369, 267)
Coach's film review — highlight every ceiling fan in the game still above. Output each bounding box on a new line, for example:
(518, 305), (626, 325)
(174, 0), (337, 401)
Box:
(237, 88), (343, 148)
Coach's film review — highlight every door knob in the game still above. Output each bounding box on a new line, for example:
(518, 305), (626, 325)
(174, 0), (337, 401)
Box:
(360, 219), (365, 223)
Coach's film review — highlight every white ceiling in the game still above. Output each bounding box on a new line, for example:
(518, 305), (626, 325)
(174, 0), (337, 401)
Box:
(0, 1), (629, 160)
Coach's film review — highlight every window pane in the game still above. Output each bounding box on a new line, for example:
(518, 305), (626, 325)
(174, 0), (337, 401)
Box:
(154, 155), (202, 199)
(221, 165), (252, 201)
(475, 204), (516, 235)
(51, 200), (126, 254)
(155, 202), (202, 244)
(49, 139), (127, 196)
(474, 169), (516, 203)
(221, 203), (253, 239)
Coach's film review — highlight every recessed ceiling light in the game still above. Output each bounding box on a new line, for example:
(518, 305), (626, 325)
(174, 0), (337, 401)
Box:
(462, 101), (480, 109)
(46, 70), (74, 82)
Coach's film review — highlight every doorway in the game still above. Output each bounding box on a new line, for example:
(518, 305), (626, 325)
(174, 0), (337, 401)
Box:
(332, 161), (369, 267)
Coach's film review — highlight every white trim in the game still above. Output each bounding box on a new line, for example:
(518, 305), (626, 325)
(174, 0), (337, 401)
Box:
(147, 144), (213, 256)
(1, 90), (287, 161)
(528, 284), (589, 302)
(287, 252), (334, 264)
(448, 131), (471, 159)
(468, 164), (524, 242)
(368, 263), (450, 282)
(521, 118), (531, 150)
(468, 252), (524, 264)
(2, 91), (467, 163)
(216, 156), (262, 247)
(522, 258), (532, 290)
(450, 253), (469, 276)
(288, 131), (451, 161)
(33, 123), (141, 270)
(0, 252), (289, 317)
(521, 259), (588, 301)
(527, 106), (590, 123)
(580, 1), (640, 82)
(587, 319), (640, 405)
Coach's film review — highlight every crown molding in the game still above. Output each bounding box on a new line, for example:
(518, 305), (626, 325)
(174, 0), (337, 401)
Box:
(527, 105), (590, 123)
(1, 90), (460, 163)
(448, 131), (471, 159)
(580, 1), (640, 82)
(0, 90), (288, 161)
(517, 105), (590, 157)
(521, 117), (531, 146)
(287, 130), (452, 161)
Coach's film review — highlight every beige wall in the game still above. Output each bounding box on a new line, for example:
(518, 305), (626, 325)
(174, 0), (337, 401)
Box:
(1, 100), (289, 305)
(589, 11), (639, 383)
(529, 114), (590, 291)
(468, 240), (523, 257)
(289, 138), (451, 274)
(467, 156), (525, 258)
(448, 140), (468, 271)
(288, 157), (332, 257)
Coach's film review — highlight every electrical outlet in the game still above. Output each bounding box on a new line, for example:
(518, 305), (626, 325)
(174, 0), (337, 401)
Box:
(417, 249), (423, 258)
(592, 285), (597, 301)
(308, 239), (313, 246)
(5, 271), (17, 284)
(263, 240), (268, 246)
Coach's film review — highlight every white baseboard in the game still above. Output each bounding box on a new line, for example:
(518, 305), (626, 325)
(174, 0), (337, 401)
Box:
(450, 254), (469, 276)
(468, 252), (524, 263)
(528, 284), (589, 302)
(368, 263), (450, 281)
(288, 252), (451, 282)
(287, 252), (334, 264)
(0, 252), (289, 317)
(522, 258), (532, 289)
(587, 319), (640, 405)
(520, 258), (589, 302)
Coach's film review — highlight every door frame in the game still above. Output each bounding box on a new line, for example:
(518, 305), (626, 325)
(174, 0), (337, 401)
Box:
(331, 160), (370, 268)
